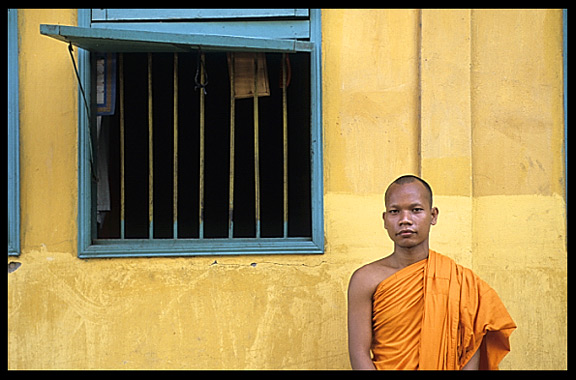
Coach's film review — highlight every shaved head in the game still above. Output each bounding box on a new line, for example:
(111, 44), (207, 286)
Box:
(385, 175), (433, 207)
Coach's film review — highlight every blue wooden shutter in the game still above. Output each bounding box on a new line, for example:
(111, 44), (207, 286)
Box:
(40, 24), (312, 53)
(42, 9), (313, 52)
(90, 9), (310, 40)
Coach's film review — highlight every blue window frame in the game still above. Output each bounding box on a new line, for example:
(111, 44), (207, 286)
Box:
(42, 9), (323, 258)
(8, 9), (20, 256)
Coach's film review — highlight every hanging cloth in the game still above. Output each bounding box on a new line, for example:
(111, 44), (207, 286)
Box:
(227, 52), (270, 99)
(96, 53), (117, 116)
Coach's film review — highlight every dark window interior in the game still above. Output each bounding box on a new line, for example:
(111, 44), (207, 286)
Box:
(96, 51), (311, 239)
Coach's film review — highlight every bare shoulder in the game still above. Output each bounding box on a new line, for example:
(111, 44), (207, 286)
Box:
(349, 256), (398, 299)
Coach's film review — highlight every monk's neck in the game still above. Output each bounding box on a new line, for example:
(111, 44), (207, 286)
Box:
(392, 244), (430, 268)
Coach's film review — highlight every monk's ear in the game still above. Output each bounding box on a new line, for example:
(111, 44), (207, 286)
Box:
(430, 207), (439, 225)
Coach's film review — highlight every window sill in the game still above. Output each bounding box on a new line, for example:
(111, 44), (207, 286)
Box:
(80, 237), (324, 258)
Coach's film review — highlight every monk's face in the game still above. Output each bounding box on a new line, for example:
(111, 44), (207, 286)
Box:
(383, 181), (438, 249)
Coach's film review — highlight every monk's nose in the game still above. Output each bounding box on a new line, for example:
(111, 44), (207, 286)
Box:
(399, 211), (413, 225)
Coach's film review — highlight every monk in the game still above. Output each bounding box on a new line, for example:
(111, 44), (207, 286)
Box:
(347, 175), (516, 370)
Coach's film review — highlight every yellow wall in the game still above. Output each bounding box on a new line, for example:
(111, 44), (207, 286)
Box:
(9, 9), (566, 369)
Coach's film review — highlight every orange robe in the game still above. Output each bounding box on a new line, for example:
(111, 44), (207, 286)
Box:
(371, 250), (516, 370)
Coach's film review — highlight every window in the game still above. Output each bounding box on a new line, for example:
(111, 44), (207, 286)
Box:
(41, 9), (323, 257)
(8, 9), (20, 256)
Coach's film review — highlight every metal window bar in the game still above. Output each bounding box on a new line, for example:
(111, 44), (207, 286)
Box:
(173, 52), (179, 239)
(253, 56), (261, 238)
(119, 53), (126, 239)
(198, 52), (206, 239)
(282, 53), (289, 238)
(148, 52), (154, 239)
(228, 54), (236, 239)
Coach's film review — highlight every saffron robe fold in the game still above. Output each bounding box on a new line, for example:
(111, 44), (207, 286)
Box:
(371, 250), (516, 370)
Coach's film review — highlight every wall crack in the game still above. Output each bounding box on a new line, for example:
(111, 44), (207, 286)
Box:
(209, 260), (328, 268)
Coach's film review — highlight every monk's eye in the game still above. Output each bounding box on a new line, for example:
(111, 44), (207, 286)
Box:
(412, 208), (424, 213)
(388, 210), (399, 214)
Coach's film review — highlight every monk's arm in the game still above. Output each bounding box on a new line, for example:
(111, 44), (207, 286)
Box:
(461, 341), (481, 370)
(347, 271), (376, 370)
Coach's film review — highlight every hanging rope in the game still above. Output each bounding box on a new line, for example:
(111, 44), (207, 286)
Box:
(194, 49), (208, 95)
(68, 43), (97, 181)
(68, 43), (91, 119)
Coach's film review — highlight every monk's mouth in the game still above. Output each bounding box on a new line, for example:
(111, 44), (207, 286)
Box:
(398, 230), (416, 237)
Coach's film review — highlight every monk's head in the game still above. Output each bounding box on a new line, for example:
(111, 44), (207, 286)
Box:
(383, 175), (439, 249)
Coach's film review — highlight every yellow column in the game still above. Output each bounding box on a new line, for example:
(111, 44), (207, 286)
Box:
(419, 9), (474, 267)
